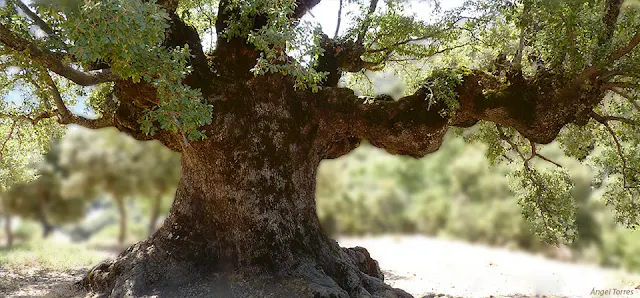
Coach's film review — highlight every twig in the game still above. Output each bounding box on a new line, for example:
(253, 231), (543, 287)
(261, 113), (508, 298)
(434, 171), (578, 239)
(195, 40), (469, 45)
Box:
(496, 125), (526, 161)
(526, 141), (563, 168)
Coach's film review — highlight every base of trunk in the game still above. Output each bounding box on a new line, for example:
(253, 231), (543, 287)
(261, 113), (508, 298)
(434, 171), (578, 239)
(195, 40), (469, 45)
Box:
(77, 236), (410, 298)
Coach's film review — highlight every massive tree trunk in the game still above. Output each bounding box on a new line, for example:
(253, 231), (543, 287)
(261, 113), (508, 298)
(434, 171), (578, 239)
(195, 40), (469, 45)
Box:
(72, 1), (640, 296)
(80, 75), (410, 298)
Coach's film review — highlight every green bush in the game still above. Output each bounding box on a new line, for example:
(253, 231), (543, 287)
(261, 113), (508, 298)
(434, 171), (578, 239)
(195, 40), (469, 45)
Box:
(316, 134), (640, 271)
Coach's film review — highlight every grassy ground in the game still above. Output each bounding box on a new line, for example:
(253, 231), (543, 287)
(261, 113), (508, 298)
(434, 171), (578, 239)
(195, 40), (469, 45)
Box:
(0, 239), (112, 298)
(0, 240), (106, 270)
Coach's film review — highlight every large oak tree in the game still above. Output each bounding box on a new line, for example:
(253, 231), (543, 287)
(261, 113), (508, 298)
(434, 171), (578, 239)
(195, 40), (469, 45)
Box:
(1, 0), (640, 297)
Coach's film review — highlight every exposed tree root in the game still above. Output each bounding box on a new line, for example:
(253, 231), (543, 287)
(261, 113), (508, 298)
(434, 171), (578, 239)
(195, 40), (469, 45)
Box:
(76, 238), (411, 298)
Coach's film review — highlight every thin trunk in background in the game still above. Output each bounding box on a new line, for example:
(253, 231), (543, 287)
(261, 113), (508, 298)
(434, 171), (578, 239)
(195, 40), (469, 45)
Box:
(148, 193), (162, 236)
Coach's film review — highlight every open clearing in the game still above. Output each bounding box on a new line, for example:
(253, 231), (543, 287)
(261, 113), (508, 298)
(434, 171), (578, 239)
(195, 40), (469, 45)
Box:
(1, 236), (639, 298)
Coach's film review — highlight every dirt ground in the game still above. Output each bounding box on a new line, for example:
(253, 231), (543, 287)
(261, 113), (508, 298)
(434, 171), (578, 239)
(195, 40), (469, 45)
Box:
(2, 236), (639, 298)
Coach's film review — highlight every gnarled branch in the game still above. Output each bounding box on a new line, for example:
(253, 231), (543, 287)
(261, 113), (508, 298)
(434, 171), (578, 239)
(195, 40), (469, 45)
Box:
(311, 66), (612, 159)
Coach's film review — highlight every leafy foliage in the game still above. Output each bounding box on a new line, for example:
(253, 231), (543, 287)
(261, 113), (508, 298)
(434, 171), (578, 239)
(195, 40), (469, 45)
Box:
(421, 68), (464, 116)
(509, 168), (577, 245)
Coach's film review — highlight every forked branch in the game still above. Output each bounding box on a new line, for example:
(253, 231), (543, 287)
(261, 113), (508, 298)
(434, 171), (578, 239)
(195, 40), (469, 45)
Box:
(40, 72), (115, 129)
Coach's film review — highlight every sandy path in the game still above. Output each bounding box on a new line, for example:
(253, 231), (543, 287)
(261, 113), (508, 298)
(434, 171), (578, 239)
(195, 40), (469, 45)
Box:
(338, 236), (640, 298)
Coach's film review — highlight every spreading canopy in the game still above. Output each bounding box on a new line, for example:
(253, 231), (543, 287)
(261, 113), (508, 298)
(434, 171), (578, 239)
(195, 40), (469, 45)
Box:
(1, 0), (640, 244)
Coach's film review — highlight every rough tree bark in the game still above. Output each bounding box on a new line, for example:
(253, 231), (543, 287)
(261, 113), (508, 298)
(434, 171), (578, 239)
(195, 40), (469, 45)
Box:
(80, 71), (412, 297)
(0, 0), (634, 296)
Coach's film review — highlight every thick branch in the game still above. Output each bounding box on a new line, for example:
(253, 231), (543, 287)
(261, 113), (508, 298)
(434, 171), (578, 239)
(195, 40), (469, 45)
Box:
(582, 30), (640, 79)
(312, 69), (609, 158)
(154, 0), (179, 13)
(312, 87), (448, 158)
(0, 24), (117, 86)
(165, 13), (215, 96)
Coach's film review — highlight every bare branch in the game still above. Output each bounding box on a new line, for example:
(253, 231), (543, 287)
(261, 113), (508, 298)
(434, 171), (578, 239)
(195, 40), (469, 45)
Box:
(595, 114), (640, 126)
(0, 23), (117, 86)
(527, 141), (563, 168)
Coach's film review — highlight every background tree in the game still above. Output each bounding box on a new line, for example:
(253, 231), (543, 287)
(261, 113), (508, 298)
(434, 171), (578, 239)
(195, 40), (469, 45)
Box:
(1, 0), (640, 297)
(59, 128), (164, 244)
(135, 140), (180, 236)
(0, 108), (63, 246)
(4, 140), (89, 238)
